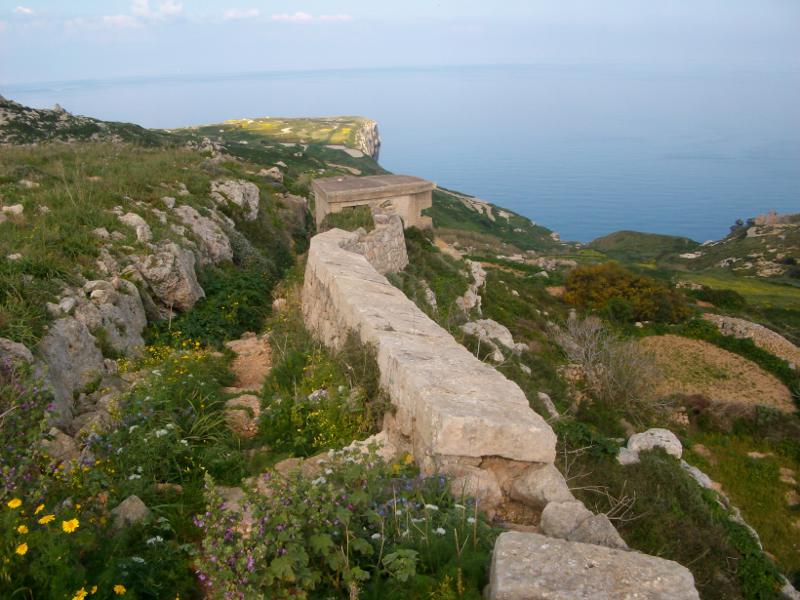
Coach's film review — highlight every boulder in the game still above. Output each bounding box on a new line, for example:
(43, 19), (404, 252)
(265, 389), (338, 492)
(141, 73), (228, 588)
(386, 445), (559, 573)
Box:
(211, 179), (260, 221)
(461, 319), (527, 362)
(134, 242), (204, 312)
(41, 428), (79, 464)
(537, 391), (559, 420)
(487, 531), (700, 600)
(566, 513), (628, 549)
(110, 495), (151, 529)
(1, 203), (24, 215)
(259, 166), (283, 182)
(509, 463), (573, 508)
(172, 204), (233, 265)
(224, 395), (261, 438)
(118, 212), (152, 243)
(38, 317), (105, 424)
(539, 500), (593, 539)
(628, 428), (682, 459)
(71, 279), (147, 355)
(0, 337), (34, 364)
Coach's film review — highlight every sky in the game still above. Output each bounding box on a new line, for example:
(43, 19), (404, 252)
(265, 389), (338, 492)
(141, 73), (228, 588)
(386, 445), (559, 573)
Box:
(1, 1), (799, 85)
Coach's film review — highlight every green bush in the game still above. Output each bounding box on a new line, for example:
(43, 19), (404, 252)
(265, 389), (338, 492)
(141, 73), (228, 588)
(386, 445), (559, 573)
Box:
(197, 448), (497, 599)
(687, 286), (747, 309)
(564, 262), (691, 323)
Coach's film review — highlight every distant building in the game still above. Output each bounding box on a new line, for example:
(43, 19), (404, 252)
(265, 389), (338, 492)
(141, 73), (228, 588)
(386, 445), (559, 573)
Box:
(312, 174), (434, 229)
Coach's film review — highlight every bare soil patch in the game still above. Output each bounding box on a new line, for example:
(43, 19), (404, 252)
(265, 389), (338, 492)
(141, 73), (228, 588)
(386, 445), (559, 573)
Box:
(224, 332), (272, 393)
(641, 334), (794, 412)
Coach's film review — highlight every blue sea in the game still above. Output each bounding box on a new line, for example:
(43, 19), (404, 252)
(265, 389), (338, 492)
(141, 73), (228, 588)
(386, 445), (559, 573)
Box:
(4, 64), (799, 242)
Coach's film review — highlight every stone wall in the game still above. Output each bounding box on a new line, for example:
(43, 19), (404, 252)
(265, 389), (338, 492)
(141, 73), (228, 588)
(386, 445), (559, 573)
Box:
(302, 226), (700, 599)
(703, 313), (800, 368)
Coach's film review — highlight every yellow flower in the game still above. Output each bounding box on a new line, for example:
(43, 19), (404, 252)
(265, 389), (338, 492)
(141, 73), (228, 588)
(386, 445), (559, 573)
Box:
(15, 543), (28, 556)
(91, 586), (97, 594)
(72, 588), (88, 600)
(38, 514), (55, 525)
(113, 584), (127, 595)
(61, 518), (80, 533)
(17, 525), (28, 534)
(6, 498), (22, 509)
(34, 504), (44, 515)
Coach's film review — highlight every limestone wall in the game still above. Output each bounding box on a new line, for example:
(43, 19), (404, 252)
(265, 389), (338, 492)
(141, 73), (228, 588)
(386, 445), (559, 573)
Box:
(301, 227), (700, 599)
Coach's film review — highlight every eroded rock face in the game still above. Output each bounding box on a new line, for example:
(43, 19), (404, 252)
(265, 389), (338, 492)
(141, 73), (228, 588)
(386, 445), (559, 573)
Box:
(38, 317), (105, 424)
(172, 204), (233, 265)
(211, 179), (260, 221)
(133, 242), (204, 312)
(118, 212), (152, 243)
(341, 213), (408, 274)
(487, 531), (700, 600)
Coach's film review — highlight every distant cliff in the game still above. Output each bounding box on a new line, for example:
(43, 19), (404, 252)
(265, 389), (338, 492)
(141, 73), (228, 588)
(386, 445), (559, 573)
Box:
(355, 118), (380, 159)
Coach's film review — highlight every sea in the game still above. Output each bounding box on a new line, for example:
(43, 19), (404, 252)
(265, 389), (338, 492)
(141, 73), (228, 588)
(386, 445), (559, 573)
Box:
(4, 64), (799, 242)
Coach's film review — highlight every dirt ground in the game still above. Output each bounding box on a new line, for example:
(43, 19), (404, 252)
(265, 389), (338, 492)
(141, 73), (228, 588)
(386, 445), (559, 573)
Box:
(641, 334), (795, 412)
(224, 332), (272, 393)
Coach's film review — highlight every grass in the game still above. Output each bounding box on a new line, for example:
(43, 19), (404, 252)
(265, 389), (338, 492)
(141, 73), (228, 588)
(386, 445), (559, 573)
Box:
(319, 205), (375, 233)
(676, 271), (800, 310)
(588, 230), (700, 263)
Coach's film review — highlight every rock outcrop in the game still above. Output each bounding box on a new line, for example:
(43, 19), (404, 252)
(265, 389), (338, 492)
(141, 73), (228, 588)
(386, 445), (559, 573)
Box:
(172, 204), (233, 265)
(211, 179), (260, 221)
(354, 119), (381, 159)
(460, 318), (527, 362)
(703, 313), (800, 368)
(487, 531), (700, 600)
(130, 242), (205, 313)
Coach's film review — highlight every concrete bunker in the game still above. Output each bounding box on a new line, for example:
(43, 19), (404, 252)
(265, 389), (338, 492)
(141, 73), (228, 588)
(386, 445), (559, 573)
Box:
(312, 174), (434, 230)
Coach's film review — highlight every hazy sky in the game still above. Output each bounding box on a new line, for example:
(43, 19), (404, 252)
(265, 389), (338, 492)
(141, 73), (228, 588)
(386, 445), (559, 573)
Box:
(1, 1), (799, 85)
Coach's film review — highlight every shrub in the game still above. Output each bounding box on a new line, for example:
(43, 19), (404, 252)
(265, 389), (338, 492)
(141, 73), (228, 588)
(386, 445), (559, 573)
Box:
(196, 448), (497, 599)
(564, 262), (691, 323)
(686, 286), (747, 310)
(320, 205), (375, 233)
(549, 315), (662, 423)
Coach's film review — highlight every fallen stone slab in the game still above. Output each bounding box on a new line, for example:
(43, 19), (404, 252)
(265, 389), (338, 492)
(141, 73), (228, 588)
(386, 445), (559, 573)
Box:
(488, 531), (700, 600)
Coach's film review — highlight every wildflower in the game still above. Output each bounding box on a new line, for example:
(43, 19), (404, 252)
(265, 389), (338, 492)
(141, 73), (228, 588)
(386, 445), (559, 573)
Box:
(15, 542), (28, 555)
(38, 514), (55, 525)
(91, 586), (97, 594)
(17, 525), (28, 534)
(434, 527), (446, 535)
(154, 429), (169, 438)
(424, 504), (439, 511)
(62, 518), (80, 533)
(403, 453), (414, 465)
(454, 503), (466, 510)
(131, 556), (146, 564)
(467, 517), (476, 524)
(128, 474), (141, 480)
(113, 584), (127, 595)
(311, 476), (327, 486)
(371, 532), (381, 540)
(7, 498), (22, 509)
(72, 588), (88, 600)
(146, 535), (164, 545)
(34, 504), (44, 515)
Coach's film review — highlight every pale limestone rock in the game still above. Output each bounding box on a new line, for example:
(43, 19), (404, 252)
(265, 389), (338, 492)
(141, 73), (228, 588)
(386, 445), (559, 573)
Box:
(211, 179), (260, 221)
(455, 260), (486, 314)
(259, 166), (283, 182)
(537, 391), (559, 420)
(118, 212), (152, 242)
(461, 319), (527, 362)
(71, 279), (147, 356)
(628, 428), (682, 459)
(566, 513), (627, 549)
(0, 337), (33, 364)
(509, 464), (573, 508)
(111, 495), (150, 529)
(487, 532), (700, 600)
(172, 204), (233, 265)
(449, 465), (503, 512)
(539, 500), (593, 539)
(92, 227), (110, 239)
(134, 242), (204, 312)
(1, 203), (24, 215)
(42, 428), (79, 463)
(224, 395), (261, 439)
(38, 317), (105, 424)
(272, 298), (287, 313)
(341, 213), (408, 274)
(617, 447), (640, 465)
(161, 196), (176, 208)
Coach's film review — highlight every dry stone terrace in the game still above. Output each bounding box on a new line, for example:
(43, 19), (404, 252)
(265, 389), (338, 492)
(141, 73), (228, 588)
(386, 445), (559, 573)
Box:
(312, 173), (434, 229)
(301, 223), (700, 599)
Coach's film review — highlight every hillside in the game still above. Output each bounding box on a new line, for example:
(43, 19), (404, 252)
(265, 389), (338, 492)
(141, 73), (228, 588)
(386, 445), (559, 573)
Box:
(1, 99), (799, 599)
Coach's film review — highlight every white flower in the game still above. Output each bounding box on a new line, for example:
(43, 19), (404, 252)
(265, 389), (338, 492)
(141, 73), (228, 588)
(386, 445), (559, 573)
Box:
(131, 556), (146, 564)
(165, 423), (175, 429)
(146, 535), (164, 545)
(180, 439), (189, 446)
(454, 503), (465, 510)
(128, 425), (138, 433)
(424, 504), (439, 511)
(128, 474), (142, 480)
(411, 517), (425, 523)
(371, 532), (382, 540)
(401, 529), (409, 537)
(434, 527), (446, 535)
(154, 429), (169, 438)
(311, 476), (327, 486)
(324, 468), (333, 475)
(394, 509), (403, 516)
(467, 517), (476, 524)
(136, 466), (143, 473)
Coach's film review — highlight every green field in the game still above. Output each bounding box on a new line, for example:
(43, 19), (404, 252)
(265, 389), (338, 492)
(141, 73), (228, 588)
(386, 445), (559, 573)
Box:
(680, 271), (800, 310)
